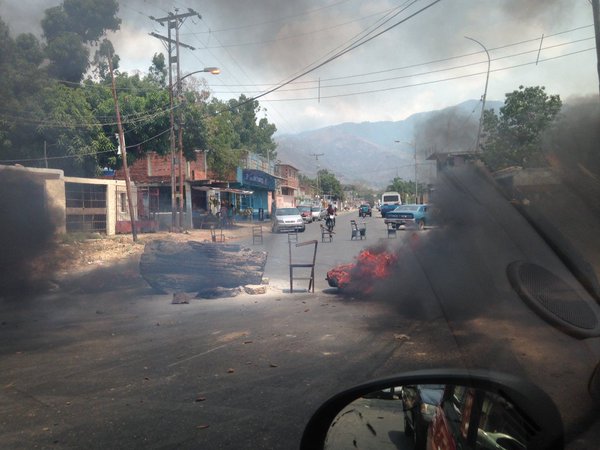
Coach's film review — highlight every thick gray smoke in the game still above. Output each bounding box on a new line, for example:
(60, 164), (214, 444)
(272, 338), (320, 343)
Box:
(543, 96), (600, 177)
(414, 105), (479, 157)
(0, 170), (60, 297)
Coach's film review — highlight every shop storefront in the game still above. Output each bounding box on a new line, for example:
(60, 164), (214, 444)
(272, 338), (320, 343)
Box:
(235, 168), (276, 220)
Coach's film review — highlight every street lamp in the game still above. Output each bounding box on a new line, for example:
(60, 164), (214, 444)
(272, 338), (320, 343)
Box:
(465, 36), (490, 154)
(179, 67), (221, 83)
(171, 67), (220, 231)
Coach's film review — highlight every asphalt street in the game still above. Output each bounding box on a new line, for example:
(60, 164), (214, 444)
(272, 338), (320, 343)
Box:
(1, 165), (600, 449)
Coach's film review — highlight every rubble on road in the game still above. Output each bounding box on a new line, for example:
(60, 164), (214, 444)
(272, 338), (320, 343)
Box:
(244, 284), (267, 295)
(140, 240), (267, 298)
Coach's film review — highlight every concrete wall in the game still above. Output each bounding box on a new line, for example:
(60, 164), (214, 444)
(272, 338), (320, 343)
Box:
(64, 176), (133, 236)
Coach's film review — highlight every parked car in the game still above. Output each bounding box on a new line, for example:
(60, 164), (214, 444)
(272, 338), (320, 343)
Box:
(401, 384), (445, 450)
(358, 204), (372, 217)
(311, 206), (325, 221)
(271, 207), (305, 233)
(297, 205), (313, 223)
(384, 204), (431, 230)
(428, 384), (528, 450)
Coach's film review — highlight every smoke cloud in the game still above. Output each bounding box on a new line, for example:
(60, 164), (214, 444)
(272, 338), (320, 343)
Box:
(0, 170), (60, 297)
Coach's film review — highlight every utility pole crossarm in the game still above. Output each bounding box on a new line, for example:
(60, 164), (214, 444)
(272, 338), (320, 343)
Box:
(152, 10), (201, 24)
(149, 33), (195, 50)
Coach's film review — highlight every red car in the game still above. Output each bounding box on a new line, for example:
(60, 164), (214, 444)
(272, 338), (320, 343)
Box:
(297, 205), (313, 223)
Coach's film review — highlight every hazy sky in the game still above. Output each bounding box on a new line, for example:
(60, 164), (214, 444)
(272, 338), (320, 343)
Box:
(1, 0), (597, 134)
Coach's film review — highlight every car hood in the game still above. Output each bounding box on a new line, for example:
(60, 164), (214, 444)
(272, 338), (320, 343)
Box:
(276, 215), (302, 220)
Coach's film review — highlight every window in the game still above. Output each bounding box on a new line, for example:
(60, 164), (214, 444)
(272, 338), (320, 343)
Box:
(120, 193), (127, 213)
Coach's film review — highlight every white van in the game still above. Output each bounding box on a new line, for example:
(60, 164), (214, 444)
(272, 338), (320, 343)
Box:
(380, 191), (402, 217)
(381, 191), (402, 206)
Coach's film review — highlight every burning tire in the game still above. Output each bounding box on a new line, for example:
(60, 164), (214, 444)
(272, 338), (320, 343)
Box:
(326, 248), (398, 294)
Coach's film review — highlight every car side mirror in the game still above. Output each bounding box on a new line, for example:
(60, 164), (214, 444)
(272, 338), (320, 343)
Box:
(300, 370), (564, 450)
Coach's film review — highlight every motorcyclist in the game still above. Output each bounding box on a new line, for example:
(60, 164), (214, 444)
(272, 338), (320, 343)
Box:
(326, 203), (336, 230)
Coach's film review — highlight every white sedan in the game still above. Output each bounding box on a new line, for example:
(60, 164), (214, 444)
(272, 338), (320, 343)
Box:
(272, 207), (306, 233)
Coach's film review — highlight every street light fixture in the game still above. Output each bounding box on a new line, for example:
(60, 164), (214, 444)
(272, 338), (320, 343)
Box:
(465, 36), (490, 154)
(180, 67), (221, 82)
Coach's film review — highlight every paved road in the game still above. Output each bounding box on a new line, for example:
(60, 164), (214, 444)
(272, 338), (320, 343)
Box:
(1, 165), (599, 449)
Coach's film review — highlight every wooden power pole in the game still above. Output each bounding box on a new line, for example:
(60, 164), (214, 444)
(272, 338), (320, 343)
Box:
(150, 9), (199, 232)
(107, 50), (138, 242)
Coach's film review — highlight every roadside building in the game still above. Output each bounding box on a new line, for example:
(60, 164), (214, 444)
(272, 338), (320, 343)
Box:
(0, 164), (133, 236)
(274, 163), (299, 208)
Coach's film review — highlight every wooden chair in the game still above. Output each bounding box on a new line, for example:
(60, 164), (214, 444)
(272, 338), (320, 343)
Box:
(210, 225), (224, 242)
(252, 225), (263, 244)
(288, 240), (318, 293)
(320, 224), (334, 243)
(350, 220), (366, 240)
(387, 223), (397, 239)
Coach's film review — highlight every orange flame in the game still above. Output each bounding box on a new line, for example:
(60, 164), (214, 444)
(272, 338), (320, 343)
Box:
(327, 248), (398, 293)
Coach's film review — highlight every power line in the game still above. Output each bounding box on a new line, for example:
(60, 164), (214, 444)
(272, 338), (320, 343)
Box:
(0, 127), (173, 164)
(207, 36), (595, 94)
(257, 46), (596, 102)
(46, 23), (594, 93)
(183, 0), (356, 35)
(0, 149), (116, 163)
(240, 0), (443, 106)
(182, 4), (405, 48)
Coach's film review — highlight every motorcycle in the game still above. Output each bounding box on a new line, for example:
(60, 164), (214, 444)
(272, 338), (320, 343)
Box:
(325, 214), (335, 232)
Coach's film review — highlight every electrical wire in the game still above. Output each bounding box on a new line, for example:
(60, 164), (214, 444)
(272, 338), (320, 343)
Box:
(258, 46), (596, 102)
(232, 0), (441, 106)
(207, 36), (595, 94)
(0, 127), (172, 164)
(46, 23), (594, 92)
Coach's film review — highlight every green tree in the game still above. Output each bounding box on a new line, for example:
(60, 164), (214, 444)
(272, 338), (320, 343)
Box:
(42, 0), (121, 82)
(318, 169), (343, 200)
(148, 53), (167, 87)
(386, 177), (426, 203)
(227, 95), (277, 160)
(481, 85), (562, 170)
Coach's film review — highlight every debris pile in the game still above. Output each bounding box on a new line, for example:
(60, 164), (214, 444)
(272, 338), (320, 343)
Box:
(140, 240), (267, 298)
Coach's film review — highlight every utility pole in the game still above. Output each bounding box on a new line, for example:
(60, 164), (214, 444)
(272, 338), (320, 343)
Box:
(107, 48), (137, 242)
(309, 153), (324, 199)
(414, 142), (418, 204)
(593, 0), (600, 96)
(465, 36), (490, 153)
(150, 9), (199, 232)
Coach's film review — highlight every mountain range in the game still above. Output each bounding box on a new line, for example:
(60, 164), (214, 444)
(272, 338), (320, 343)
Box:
(274, 99), (503, 188)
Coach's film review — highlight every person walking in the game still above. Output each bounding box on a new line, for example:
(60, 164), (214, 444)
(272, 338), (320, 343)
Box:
(220, 202), (228, 228)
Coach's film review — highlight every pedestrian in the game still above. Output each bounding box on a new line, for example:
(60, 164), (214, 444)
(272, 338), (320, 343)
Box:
(220, 202), (228, 228)
(228, 203), (234, 226)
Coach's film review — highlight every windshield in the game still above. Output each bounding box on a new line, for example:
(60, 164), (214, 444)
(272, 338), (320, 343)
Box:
(395, 205), (420, 211)
(276, 208), (300, 216)
(1, 1), (599, 449)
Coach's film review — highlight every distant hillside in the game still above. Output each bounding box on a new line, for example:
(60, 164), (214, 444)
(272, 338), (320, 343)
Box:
(275, 99), (503, 188)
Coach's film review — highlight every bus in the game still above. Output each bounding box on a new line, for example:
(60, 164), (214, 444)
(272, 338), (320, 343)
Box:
(380, 191), (402, 217)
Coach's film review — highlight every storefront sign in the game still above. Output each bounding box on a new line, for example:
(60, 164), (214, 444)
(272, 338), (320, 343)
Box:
(241, 169), (275, 190)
